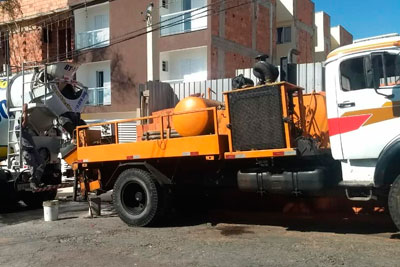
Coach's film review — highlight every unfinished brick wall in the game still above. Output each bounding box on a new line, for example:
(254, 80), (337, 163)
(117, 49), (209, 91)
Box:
(0, 0), (69, 23)
(295, 0), (314, 63)
(224, 51), (253, 78)
(6, 24), (73, 69)
(41, 23), (73, 62)
(224, 0), (252, 49)
(210, 45), (219, 78)
(297, 30), (313, 63)
(256, 5), (270, 54)
(8, 28), (44, 69)
(340, 27), (353, 47)
(210, 0), (276, 78)
(296, 0), (314, 27)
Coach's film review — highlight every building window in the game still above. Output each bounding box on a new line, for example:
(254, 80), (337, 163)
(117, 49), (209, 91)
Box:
(162, 61), (168, 72)
(161, 0), (168, 9)
(42, 28), (52, 43)
(277, 26), (291, 44)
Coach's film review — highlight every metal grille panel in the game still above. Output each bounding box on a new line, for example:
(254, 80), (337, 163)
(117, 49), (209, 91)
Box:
(228, 85), (286, 151)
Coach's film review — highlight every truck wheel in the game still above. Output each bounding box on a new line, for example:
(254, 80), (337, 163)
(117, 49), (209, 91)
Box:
(113, 168), (164, 227)
(389, 175), (400, 231)
(22, 190), (57, 209)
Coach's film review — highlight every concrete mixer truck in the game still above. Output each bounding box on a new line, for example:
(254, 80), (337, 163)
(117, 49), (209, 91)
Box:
(0, 62), (88, 208)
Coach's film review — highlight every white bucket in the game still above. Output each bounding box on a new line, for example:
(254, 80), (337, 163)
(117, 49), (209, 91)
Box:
(43, 200), (59, 221)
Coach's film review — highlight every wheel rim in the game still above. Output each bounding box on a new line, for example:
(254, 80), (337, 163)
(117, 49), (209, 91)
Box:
(121, 181), (148, 215)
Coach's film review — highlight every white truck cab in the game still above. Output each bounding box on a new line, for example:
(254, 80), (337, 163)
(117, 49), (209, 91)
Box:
(325, 34), (400, 188)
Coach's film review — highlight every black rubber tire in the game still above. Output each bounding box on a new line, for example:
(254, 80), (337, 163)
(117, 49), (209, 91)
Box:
(388, 174), (400, 231)
(21, 190), (57, 209)
(113, 168), (164, 227)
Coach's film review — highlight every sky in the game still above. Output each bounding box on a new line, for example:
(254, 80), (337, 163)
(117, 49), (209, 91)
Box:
(313, 0), (400, 40)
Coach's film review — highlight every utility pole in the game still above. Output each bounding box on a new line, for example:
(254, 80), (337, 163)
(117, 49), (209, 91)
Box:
(146, 2), (154, 81)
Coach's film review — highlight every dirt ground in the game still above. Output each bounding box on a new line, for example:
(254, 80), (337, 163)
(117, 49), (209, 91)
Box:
(1, 190), (400, 267)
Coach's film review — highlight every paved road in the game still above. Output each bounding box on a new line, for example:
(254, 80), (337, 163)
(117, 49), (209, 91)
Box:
(1, 196), (400, 267)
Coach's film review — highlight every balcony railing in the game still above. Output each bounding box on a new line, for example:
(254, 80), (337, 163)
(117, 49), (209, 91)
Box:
(87, 86), (111, 106)
(160, 7), (207, 36)
(76, 28), (110, 50)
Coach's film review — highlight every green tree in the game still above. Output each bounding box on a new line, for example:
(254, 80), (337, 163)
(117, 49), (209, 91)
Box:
(0, 0), (22, 20)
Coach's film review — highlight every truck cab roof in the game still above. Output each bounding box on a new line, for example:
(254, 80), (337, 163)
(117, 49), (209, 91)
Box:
(326, 33), (400, 64)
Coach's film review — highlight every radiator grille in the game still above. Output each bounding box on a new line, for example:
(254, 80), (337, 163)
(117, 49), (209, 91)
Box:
(228, 85), (286, 151)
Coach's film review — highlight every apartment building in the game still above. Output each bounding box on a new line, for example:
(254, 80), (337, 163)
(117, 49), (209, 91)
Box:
(69, 0), (277, 119)
(0, 0), (352, 120)
(276, 0), (352, 64)
(159, 0), (276, 81)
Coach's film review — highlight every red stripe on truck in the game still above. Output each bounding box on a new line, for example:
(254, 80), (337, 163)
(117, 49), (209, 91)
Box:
(328, 114), (371, 136)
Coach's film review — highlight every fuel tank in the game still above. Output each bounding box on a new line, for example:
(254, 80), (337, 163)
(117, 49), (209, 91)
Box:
(172, 97), (221, 137)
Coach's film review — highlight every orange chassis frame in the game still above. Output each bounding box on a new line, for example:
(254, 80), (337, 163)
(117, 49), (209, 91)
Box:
(68, 82), (305, 168)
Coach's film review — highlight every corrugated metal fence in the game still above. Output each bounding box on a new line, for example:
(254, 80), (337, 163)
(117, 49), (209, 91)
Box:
(169, 63), (325, 101)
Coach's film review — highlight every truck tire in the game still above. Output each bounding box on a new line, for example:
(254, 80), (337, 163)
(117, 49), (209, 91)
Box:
(21, 190), (57, 209)
(113, 168), (164, 227)
(389, 174), (400, 231)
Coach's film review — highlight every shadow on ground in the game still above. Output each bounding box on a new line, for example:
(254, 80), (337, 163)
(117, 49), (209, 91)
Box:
(1, 190), (398, 236)
(0, 201), (89, 226)
(167, 190), (398, 235)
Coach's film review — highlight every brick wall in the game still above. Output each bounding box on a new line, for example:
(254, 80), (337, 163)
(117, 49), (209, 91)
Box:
(0, 0), (69, 23)
(5, 20), (73, 69)
(224, 0), (253, 49)
(323, 13), (331, 54)
(340, 27), (353, 47)
(296, 0), (314, 27)
(296, 0), (314, 63)
(9, 28), (44, 68)
(210, 0), (276, 79)
(297, 30), (313, 63)
(224, 51), (253, 78)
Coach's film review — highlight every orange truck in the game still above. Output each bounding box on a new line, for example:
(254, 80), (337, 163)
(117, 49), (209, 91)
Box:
(65, 34), (400, 229)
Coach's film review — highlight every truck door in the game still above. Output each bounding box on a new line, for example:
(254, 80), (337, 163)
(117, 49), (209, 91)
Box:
(334, 52), (400, 159)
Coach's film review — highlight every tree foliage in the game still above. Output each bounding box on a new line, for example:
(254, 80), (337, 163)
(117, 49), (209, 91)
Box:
(0, 0), (22, 20)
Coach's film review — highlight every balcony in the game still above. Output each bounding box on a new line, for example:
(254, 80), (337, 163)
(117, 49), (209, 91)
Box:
(74, 2), (110, 50)
(160, 46), (207, 82)
(87, 86), (111, 106)
(76, 60), (111, 106)
(160, 7), (207, 36)
(76, 28), (110, 50)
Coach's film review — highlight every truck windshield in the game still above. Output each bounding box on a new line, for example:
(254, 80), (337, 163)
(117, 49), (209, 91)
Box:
(340, 53), (400, 91)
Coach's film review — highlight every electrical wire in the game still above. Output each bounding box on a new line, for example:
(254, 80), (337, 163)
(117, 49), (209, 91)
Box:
(43, 0), (252, 63)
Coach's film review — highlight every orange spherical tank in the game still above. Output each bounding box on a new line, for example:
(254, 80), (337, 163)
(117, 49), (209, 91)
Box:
(172, 97), (221, 137)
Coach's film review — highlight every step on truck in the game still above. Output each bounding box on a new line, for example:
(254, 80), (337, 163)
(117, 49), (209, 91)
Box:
(65, 34), (400, 229)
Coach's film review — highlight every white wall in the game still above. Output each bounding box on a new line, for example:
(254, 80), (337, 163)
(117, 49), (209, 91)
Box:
(277, 0), (294, 23)
(76, 60), (111, 88)
(315, 12), (325, 52)
(330, 25), (341, 50)
(160, 46), (207, 82)
(74, 2), (109, 32)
